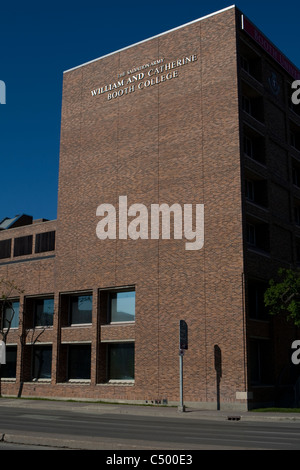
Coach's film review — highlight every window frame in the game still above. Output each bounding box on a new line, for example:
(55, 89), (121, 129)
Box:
(250, 338), (274, 386)
(33, 297), (54, 328)
(295, 205), (300, 226)
(13, 235), (33, 257)
(242, 95), (252, 115)
(248, 280), (269, 321)
(2, 299), (20, 330)
(1, 345), (17, 379)
(107, 289), (136, 324)
(106, 342), (135, 383)
(68, 293), (93, 326)
(31, 344), (52, 381)
(244, 134), (253, 158)
(246, 222), (256, 246)
(67, 343), (91, 381)
(245, 179), (255, 202)
(0, 239), (12, 260)
(35, 231), (55, 254)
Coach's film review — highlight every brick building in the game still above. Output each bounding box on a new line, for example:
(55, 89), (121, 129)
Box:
(1, 5), (300, 410)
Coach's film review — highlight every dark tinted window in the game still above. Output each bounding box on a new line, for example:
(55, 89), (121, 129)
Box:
(70, 295), (92, 324)
(32, 346), (52, 380)
(1, 346), (17, 378)
(35, 231), (55, 253)
(107, 343), (134, 381)
(34, 298), (54, 326)
(0, 239), (11, 259)
(14, 235), (32, 257)
(68, 345), (91, 380)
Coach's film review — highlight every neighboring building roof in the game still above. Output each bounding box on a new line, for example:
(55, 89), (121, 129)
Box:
(0, 214), (33, 230)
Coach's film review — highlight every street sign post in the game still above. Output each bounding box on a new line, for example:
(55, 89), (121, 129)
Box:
(0, 341), (6, 365)
(179, 320), (188, 350)
(178, 320), (188, 412)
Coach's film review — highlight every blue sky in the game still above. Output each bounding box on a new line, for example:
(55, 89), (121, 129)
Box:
(0, 0), (299, 222)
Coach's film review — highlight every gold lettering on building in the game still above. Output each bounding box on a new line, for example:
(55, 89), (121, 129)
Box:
(90, 55), (197, 101)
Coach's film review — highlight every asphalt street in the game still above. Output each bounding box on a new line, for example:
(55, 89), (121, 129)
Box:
(1, 398), (300, 450)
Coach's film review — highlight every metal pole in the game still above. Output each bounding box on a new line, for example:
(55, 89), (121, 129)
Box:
(178, 351), (185, 412)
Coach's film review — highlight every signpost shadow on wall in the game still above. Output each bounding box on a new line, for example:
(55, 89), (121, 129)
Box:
(214, 345), (222, 410)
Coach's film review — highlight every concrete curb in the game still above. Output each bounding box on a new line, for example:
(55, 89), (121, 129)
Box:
(0, 431), (260, 451)
(1, 432), (126, 450)
(0, 431), (209, 450)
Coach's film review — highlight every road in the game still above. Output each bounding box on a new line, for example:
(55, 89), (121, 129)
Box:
(1, 402), (300, 450)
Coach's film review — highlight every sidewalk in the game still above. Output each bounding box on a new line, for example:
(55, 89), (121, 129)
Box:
(1, 397), (300, 450)
(1, 396), (300, 421)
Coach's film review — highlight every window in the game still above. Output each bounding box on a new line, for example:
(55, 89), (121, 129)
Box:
(99, 287), (136, 325)
(241, 83), (264, 122)
(246, 223), (256, 246)
(3, 301), (19, 329)
(246, 220), (269, 252)
(241, 56), (250, 74)
(0, 239), (11, 259)
(34, 298), (54, 327)
(107, 343), (134, 381)
(35, 231), (55, 253)
(239, 44), (262, 81)
(248, 280), (269, 320)
(32, 346), (52, 380)
(245, 180), (254, 202)
(242, 95), (252, 114)
(13, 235), (32, 257)
(245, 178), (268, 207)
(244, 135), (253, 158)
(295, 205), (300, 226)
(109, 290), (135, 323)
(250, 339), (274, 385)
(69, 294), (92, 324)
(24, 296), (54, 329)
(290, 123), (300, 151)
(1, 346), (17, 379)
(293, 165), (300, 187)
(68, 344), (91, 380)
(243, 127), (266, 164)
